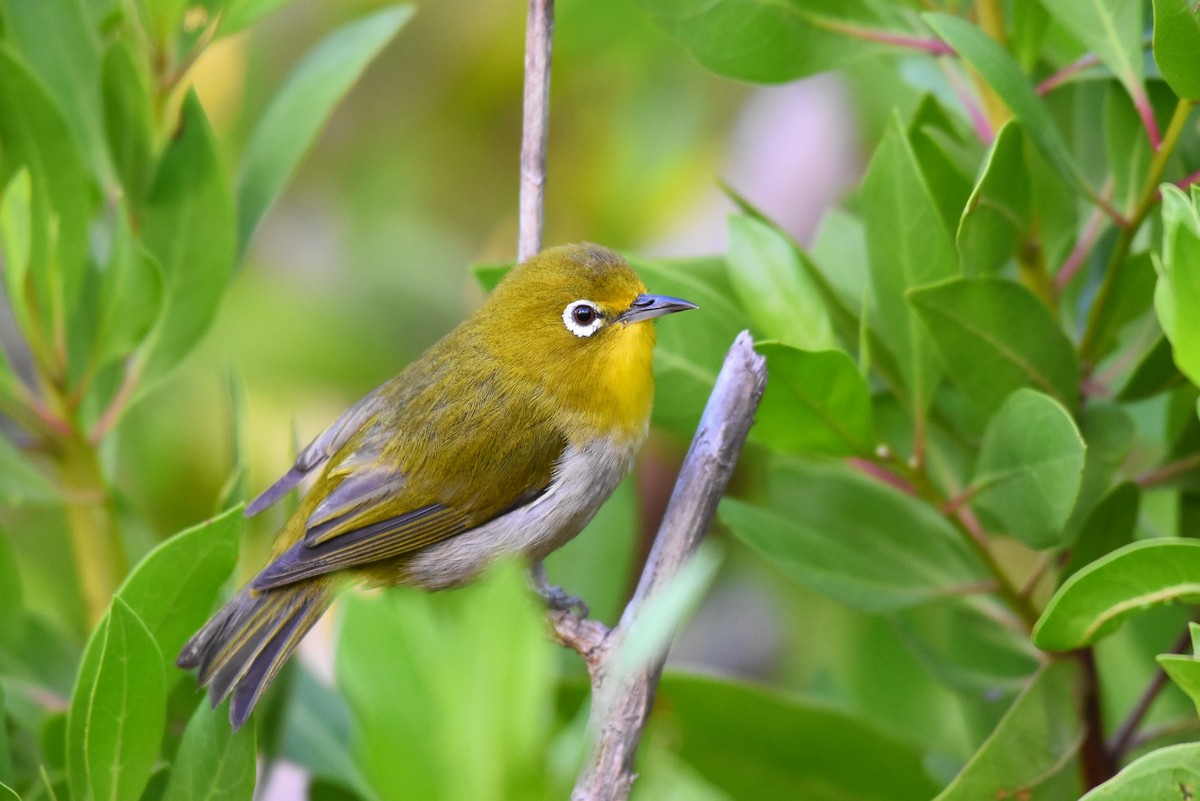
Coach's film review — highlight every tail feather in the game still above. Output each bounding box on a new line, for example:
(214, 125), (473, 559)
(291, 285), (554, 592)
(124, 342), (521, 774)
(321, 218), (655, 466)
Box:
(178, 582), (328, 729)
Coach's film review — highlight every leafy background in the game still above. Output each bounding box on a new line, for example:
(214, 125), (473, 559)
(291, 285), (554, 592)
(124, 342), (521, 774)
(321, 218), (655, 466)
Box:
(3, 0), (1200, 799)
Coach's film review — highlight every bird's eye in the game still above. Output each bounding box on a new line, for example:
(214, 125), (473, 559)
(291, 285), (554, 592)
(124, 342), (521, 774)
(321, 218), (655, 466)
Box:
(563, 300), (603, 338)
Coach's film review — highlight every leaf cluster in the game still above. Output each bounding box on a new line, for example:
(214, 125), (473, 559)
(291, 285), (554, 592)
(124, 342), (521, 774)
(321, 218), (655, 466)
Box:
(631, 0), (1200, 796)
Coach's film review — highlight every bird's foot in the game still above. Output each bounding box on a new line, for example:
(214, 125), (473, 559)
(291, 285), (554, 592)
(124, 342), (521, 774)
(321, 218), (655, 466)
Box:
(529, 561), (590, 617)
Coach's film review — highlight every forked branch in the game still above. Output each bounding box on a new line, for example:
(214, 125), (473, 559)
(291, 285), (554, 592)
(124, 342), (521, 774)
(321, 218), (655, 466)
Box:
(553, 331), (767, 800)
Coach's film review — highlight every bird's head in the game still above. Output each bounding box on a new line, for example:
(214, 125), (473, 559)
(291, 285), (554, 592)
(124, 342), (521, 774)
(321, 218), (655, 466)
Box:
(477, 243), (697, 437)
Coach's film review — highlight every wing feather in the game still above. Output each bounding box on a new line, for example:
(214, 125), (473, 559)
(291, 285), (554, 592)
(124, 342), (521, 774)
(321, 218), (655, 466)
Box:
(248, 353), (570, 589)
(244, 387), (386, 516)
(251, 502), (471, 588)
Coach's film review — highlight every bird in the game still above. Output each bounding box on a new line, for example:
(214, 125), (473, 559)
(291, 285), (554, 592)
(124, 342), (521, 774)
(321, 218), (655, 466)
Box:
(177, 243), (697, 728)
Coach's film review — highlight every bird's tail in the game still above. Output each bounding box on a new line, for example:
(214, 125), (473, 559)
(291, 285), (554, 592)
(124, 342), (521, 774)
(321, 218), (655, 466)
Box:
(177, 580), (329, 729)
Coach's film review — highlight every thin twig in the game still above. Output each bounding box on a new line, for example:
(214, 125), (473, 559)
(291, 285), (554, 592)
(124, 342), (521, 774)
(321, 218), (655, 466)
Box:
(1135, 452), (1200, 489)
(1079, 648), (1116, 788)
(1128, 716), (1200, 753)
(518, 0), (554, 263)
(1037, 53), (1102, 96)
(1055, 186), (1112, 292)
(554, 332), (767, 801)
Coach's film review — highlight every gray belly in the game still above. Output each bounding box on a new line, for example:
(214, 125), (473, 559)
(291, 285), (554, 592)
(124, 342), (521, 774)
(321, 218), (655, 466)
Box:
(403, 436), (638, 589)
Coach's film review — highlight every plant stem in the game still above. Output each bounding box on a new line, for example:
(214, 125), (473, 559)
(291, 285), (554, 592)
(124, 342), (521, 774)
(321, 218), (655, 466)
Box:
(1108, 625), (1194, 762)
(885, 455), (1039, 629)
(57, 429), (125, 628)
(1056, 186), (1112, 292)
(517, 0), (554, 263)
(1038, 53), (1102, 96)
(1078, 648), (1117, 788)
(1078, 98), (1195, 370)
(1136, 452), (1200, 489)
(814, 20), (953, 55)
(1128, 717), (1200, 753)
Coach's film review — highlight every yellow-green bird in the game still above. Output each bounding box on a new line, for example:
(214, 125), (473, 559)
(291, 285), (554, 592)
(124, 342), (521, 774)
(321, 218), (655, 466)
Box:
(177, 243), (697, 728)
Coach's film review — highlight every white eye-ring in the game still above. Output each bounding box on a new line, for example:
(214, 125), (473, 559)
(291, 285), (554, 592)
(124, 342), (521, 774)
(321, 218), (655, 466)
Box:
(563, 300), (604, 338)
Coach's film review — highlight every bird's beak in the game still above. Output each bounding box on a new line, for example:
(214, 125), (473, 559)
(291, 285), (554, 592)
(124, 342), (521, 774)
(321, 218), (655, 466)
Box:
(616, 294), (698, 325)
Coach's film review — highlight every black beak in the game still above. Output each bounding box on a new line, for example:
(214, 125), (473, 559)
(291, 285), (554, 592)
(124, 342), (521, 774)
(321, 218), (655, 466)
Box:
(616, 293), (698, 325)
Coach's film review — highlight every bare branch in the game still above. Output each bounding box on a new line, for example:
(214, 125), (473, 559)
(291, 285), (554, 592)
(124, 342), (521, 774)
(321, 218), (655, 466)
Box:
(518, 0), (554, 263)
(551, 331), (767, 801)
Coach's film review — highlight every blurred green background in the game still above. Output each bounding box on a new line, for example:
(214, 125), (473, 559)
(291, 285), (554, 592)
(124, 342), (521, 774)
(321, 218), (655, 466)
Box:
(125, 0), (750, 536)
(97, 0), (862, 678)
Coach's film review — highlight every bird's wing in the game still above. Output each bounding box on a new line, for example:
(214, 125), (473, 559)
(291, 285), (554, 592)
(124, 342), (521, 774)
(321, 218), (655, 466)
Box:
(244, 387), (387, 516)
(250, 405), (565, 590)
(250, 489), (473, 589)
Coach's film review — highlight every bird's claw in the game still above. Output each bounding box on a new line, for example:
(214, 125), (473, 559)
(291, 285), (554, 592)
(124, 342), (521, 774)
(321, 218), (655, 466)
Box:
(529, 561), (589, 617)
(541, 584), (589, 617)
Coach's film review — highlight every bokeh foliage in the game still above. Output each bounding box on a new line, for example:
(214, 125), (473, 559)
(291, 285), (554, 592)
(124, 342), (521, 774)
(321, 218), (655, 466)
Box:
(3, 0), (1200, 800)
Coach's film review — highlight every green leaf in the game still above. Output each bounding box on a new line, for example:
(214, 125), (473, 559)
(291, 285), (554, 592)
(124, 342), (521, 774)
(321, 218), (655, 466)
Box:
(1064, 482), (1139, 580)
(631, 0), (895, 84)
(1040, 0), (1144, 107)
(0, 46), (93, 332)
(1118, 337), (1184, 401)
(67, 598), (167, 801)
(1154, 0), (1200, 99)
(114, 505), (242, 670)
(101, 39), (156, 197)
(726, 215), (834, 351)
(470, 261), (513, 294)
(752, 343), (874, 457)
(894, 598), (1041, 693)
(721, 459), (986, 612)
(1078, 743), (1200, 799)
(727, 189), (907, 393)
(1065, 403), (1136, 539)
(1012, 0), (1051, 69)
(614, 544), (721, 682)
(138, 91), (236, 391)
(1034, 539), (1200, 650)
(1105, 86), (1152, 211)
(142, 0), (188, 45)
(91, 205), (164, 370)
(237, 5), (413, 256)
(970, 389), (1085, 549)
(0, 531), (20, 647)
(218, 0), (297, 36)
(957, 121), (1030, 275)
(924, 13), (1082, 191)
(1154, 185), (1200, 387)
(0, 680), (11, 784)
(860, 112), (957, 416)
(657, 673), (940, 801)
(630, 255), (751, 440)
(907, 95), (976, 236)
(279, 668), (381, 801)
(908, 278), (1080, 412)
(0, 781), (16, 801)
(1088, 251), (1156, 366)
(1, 0), (112, 184)
(1157, 623), (1200, 714)
(162, 703), (256, 801)
(933, 662), (1082, 801)
(336, 562), (556, 801)
(0, 169), (33, 357)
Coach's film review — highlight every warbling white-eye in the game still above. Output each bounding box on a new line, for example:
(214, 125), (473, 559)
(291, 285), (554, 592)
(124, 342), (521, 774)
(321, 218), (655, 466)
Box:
(178, 243), (697, 728)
